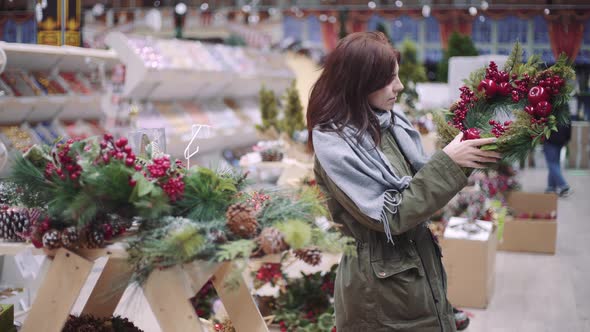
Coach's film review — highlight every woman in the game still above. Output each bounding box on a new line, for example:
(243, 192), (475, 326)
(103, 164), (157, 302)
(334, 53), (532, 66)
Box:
(307, 32), (501, 331)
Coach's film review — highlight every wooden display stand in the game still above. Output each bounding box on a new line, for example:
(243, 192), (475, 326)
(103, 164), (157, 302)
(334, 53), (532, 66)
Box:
(0, 243), (270, 332)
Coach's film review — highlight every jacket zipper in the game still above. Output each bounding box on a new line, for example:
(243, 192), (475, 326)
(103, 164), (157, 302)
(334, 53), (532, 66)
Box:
(413, 239), (445, 332)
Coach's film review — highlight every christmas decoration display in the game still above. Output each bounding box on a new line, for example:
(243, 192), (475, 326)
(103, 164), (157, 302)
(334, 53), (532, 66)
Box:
(62, 314), (143, 332)
(253, 263), (285, 289)
(435, 43), (575, 163)
(190, 279), (218, 319)
(257, 85), (280, 133)
(255, 264), (338, 332)
(260, 147), (284, 162)
(281, 80), (306, 139)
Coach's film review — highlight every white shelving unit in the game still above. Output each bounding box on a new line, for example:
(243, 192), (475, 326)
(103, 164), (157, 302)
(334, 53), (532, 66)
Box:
(105, 32), (296, 161)
(0, 42), (120, 123)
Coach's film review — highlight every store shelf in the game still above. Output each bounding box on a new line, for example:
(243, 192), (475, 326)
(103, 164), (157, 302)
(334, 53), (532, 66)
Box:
(0, 42), (119, 73)
(105, 32), (294, 101)
(0, 95), (104, 124)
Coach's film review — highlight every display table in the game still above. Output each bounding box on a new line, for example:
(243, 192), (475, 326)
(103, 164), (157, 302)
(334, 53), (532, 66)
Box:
(0, 242), (270, 332)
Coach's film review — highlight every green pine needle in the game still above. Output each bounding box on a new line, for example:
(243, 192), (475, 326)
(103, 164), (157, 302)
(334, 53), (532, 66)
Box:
(277, 219), (313, 250)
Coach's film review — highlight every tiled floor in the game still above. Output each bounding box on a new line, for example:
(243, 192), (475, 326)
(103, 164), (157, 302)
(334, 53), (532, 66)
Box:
(464, 168), (590, 332)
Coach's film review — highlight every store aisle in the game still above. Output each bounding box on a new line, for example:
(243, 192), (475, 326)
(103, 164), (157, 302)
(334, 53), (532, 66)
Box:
(465, 168), (590, 332)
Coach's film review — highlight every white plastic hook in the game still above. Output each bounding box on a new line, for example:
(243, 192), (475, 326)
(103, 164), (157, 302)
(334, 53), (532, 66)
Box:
(184, 124), (212, 169)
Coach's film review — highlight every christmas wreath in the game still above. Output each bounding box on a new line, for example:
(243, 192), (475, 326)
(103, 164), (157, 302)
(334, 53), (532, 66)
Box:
(435, 43), (575, 162)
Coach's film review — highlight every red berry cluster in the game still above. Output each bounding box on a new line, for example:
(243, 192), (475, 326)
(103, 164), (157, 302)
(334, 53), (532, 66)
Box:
(511, 73), (532, 102)
(100, 134), (134, 164)
(255, 263), (283, 284)
(536, 72), (565, 96)
(161, 175), (185, 202)
(30, 217), (52, 248)
(147, 156), (172, 178)
(45, 139), (83, 181)
(451, 86), (478, 131)
(480, 62), (512, 97)
(489, 120), (512, 138)
(247, 192), (271, 211)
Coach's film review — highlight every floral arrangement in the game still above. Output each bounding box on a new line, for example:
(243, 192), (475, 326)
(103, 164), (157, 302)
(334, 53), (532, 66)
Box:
(2, 134), (354, 285)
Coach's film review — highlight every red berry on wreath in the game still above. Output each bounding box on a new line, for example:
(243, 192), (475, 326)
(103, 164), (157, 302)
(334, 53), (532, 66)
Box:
(463, 128), (481, 140)
(498, 71), (509, 82)
(528, 86), (550, 105)
(497, 82), (512, 96)
(535, 101), (552, 118)
(524, 105), (536, 115)
(478, 79), (498, 98)
(115, 137), (128, 148)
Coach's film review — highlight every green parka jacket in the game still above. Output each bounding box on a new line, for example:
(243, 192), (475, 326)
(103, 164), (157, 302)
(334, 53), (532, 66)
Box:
(314, 128), (468, 332)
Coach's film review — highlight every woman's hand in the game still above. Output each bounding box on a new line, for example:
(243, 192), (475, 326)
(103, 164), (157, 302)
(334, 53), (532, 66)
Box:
(443, 132), (502, 169)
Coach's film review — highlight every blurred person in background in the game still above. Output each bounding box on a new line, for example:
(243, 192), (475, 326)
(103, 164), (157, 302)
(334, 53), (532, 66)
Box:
(544, 122), (572, 197)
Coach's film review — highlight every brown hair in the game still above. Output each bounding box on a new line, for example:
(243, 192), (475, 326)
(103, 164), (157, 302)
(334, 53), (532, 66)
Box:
(307, 32), (401, 151)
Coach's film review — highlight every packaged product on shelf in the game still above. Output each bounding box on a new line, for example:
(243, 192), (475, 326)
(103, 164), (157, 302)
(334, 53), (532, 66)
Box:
(155, 102), (193, 135)
(32, 123), (56, 145)
(187, 42), (224, 71)
(127, 37), (166, 69)
(59, 72), (92, 94)
(201, 99), (241, 130)
(235, 98), (262, 125)
(62, 120), (95, 139)
(155, 39), (194, 70)
(0, 79), (14, 97)
(0, 124), (37, 151)
(180, 102), (211, 125)
(31, 72), (67, 95)
(43, 120), (67, 143)
(137, 102), (172, 131)
(1, 71), (37, 97)
(86, 120), (107, 136)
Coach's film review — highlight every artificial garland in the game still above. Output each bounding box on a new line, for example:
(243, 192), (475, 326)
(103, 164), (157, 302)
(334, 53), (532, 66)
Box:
(435, 43), (575, 162)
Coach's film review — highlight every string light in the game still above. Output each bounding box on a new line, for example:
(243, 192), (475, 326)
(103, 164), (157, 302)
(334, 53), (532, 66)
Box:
(422, 5), (431, 18)
(368, 1), (376, 9)
(469, 6), (478, 16)
(200, 2), (208, 11)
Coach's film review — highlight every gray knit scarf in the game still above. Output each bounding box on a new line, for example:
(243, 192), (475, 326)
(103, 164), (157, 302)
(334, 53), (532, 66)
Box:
(312, 109), (428, 243)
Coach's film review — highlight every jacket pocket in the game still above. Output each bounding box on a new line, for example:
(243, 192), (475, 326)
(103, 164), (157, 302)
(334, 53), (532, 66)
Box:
(368, 258), (436, 322)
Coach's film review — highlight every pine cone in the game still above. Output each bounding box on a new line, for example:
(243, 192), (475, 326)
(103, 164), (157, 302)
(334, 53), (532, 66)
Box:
(42, 229), (62, 249)
(226, 203), (259, 238)
(294, 248), (322, 266)
(208, 229), (228, 244)
(83, 229), (105, 249)
(258, 227), (288, 255)
(0, 208), (31, 241)
(260, 149), (283, 162)
(60, 227), (79, 248)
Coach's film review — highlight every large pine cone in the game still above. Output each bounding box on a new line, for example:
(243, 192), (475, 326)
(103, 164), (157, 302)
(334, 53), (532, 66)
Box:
(294, 248), (322, 266)
(258, 227), (288, 255)
(0, 208), (31, 241)
(226, 203), (259, 238)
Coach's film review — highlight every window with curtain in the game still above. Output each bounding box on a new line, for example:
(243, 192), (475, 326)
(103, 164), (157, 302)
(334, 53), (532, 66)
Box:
(367, 14), (384, 32)
(424, 16), (440, 43)
(584, 19), (590, 45)
(472, 15), (492, 43)
(391, 15), (418, 44)
(3, 19), (17, 42)
(534, 48), (555, 63)
(533, 15), (549, 43)
(497, 15), (527, 43)
(307, 15), (322, 43)
(20, 18), (37, 44)
(283, 15), (303, 41)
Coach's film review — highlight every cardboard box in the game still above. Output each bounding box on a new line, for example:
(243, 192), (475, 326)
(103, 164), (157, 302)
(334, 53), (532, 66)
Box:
(440, 219), (497, 309)
(499, 192), (558, 254)
(567, 121), (590, 169)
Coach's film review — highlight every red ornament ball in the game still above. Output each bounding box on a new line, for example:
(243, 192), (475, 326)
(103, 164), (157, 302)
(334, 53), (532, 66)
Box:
(463, 128), (481, 140)
(535, 101), (553, 118)
(497, 82), (512, 96)
(528, 86), (550, 105)
(478, 79), (498, 98)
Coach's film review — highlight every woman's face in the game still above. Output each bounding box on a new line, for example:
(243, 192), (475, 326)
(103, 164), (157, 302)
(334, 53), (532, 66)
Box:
(367, 66), (404, 111)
